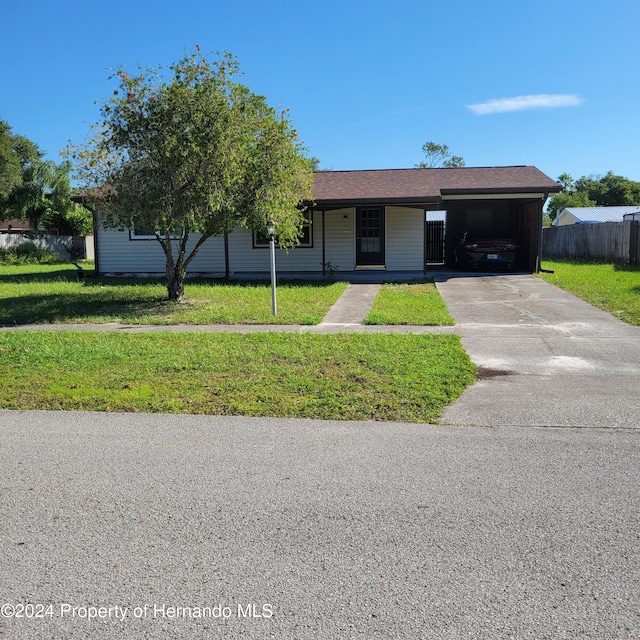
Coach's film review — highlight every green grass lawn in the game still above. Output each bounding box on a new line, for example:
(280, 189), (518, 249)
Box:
(0, 331), (476, 423)
(538, 259), (640, 326)
(0, 264), (348, 325)
(364, 282), (455, 325)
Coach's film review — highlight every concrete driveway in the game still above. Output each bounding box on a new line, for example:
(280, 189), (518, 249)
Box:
(434, 273), (640, 429)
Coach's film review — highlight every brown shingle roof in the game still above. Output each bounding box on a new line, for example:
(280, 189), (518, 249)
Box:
(0, 218), (32, 231)
(312, 166), (561, 206)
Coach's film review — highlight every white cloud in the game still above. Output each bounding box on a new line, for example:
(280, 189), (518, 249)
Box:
(468, 94), (584, 115)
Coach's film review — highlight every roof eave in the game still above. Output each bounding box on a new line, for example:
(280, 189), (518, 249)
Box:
(312, 196), (442, 209)
(442, 187), (562, 200)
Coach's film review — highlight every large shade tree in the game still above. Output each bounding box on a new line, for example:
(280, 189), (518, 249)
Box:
(71, 48), (314, 301)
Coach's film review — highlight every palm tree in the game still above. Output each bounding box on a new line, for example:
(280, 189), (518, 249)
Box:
(557, 172), (575, 193)
(7, 160), (71, 230)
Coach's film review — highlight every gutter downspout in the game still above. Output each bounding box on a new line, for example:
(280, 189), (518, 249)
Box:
(423, 208), (427, 275)
(536, 192), (548, 273)
(92, 209), (100, 276)
(321, 210), (326, 276)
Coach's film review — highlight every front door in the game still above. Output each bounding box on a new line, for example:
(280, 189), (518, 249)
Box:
(356, 207), (385, 267)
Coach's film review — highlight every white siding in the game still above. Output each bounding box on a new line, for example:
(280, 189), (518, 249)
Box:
(557, 211), (580, 226)
(97, 223), (225, 274)
(324, 208), (355, 271)
(228, 211), (323, 273)
(386, 207), (424, 270)
(96, 207), (425, 274)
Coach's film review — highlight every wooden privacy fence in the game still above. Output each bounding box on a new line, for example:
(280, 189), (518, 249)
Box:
(0, 233), (94, 260)
(542, 221), (640, 264)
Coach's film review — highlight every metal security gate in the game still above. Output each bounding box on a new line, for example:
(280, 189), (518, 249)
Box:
(425, 220), (445, 265)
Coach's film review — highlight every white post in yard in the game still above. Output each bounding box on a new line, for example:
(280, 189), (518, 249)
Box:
(267, 219), (277, 315)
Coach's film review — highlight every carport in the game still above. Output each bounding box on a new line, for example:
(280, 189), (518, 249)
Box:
(443, 198), (544, 271)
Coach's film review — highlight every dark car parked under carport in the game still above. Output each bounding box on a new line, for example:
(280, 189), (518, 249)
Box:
(455, 233), (519, 270)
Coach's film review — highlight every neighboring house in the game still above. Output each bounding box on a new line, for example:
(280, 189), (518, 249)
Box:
(87, 165), (561, 275)
(0, 218), (32, 233)
(556, 206), (640, 226)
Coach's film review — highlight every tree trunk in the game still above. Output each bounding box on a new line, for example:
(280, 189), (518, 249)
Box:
(166, 262), (185, 302)
(159, 229), (213, 302)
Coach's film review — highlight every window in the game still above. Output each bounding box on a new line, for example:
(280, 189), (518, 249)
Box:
(253, 212), (313, 248)
(130, 225), (182, 240)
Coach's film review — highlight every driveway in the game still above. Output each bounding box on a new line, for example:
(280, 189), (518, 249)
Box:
(434, 273), (640, 429)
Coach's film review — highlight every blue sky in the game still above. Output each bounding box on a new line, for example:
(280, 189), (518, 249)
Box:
(2, 0), (638, 184)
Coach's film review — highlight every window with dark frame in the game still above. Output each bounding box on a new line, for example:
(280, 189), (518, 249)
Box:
(130, 225), (183, 240)
(253, 212), (313, 248)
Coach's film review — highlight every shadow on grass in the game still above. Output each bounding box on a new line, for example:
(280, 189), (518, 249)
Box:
(542, 257), (640, 274)
(0, 291), (172, 325)
(0, 268), (86, 284)
(613, 263), (640, 273)
(75, 276), (341, 290)
(0, 275), (343, 325)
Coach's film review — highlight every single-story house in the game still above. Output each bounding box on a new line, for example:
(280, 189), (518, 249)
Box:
(556, 206), (640, 226)
(87, 165), (561, 276)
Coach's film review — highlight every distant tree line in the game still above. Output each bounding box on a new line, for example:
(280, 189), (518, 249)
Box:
(547, 171), (640, 222)
(416, 141), (465, 168)
(0, 118), (92, 235)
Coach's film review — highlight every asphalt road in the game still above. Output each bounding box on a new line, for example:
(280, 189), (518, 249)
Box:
(1, 410), (639, 639)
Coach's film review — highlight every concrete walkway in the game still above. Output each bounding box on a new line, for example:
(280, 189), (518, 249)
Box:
(319, 283), (380, 326)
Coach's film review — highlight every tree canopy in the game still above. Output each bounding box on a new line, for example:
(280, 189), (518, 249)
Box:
(574, 172), (640, 206)
(70, 48), (314, 301)
(6, 159), (72, 230)
(1, 118), (89, 235)
(0, 119), (42, 210)
(416, 141), (465, 168)
(546, 171), (640, 222)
